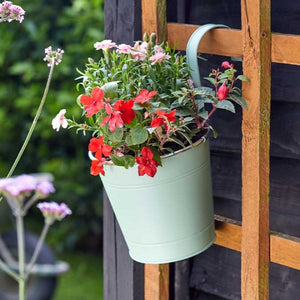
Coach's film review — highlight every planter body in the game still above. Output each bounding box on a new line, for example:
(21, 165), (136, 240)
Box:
(100, 140), (215, 264)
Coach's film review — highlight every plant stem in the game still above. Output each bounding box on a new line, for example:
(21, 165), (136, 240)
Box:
(200, 105), (217, 128)
(0, 257), (19, 281)
(25, 222), (50, 278)
(6, 62), (55, 179)
(16, 211), (25, 300)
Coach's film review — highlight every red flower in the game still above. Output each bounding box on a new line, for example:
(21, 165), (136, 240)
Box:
(80, 87), (105, 117)
(101, 103), (124, 132)
(90, 152), (106, 176)
(216, 82), (228, 101)
(88, 136), (112, 157)
(151, 109), (176, 131)
(135, 147), (159, 177)
(114, 100), (135, 124)
(134, 89), (157, 104)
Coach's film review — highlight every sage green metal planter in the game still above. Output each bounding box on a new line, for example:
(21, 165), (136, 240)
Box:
(100, 138), (215, 264)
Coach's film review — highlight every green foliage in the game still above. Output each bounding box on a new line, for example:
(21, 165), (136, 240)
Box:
(0, 0), (104, 251)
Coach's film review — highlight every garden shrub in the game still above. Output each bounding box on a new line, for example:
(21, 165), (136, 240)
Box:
(0, 0), (104, 252)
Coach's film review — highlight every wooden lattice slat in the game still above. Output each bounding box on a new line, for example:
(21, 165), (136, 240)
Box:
(215, 216), (300, 271)
(167, 23), (300, 65)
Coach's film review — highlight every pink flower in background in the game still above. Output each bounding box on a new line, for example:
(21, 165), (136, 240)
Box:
(131, 41), (148, 61)
(116, 44), (132, 54)
(94, 40), (116, 51)
(37, 202), (72, 224)
(0, 174), (54, 198)
(149, 52), (171, 65)
(0, 1), (25, 23)
(43, 46), (64, 67)
(36, 181), (55, 197)
(52, 109), (68, 131)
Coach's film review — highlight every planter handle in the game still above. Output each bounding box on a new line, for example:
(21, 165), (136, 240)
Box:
(186, 24), (230, 88)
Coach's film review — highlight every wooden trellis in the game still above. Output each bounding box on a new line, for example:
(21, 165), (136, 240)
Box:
(141, 0), (300, 299)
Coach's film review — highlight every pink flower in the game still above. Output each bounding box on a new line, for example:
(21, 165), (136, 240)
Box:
(149, 52), (171, 65)
(116, 44), (132, 54)
(52, 109), (68, 131)
(187, 79), (194, 89)
(135, 147), (159, 177)
(216, 82), (228, 101)
(221, 61), (234, 69)
(0, 1), (25, 23)
(154, 45), (164, 53)
(37, 202), (72, 224)
(43, 46), (64, 67)
(100, 103), (124, 132)
(94, 40), (116, 50)
(134, 89), (157, 104)
(131, 41), (148, 61)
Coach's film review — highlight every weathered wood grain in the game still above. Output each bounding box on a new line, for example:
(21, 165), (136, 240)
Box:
(214, 216), (300, 271)
(142, 0), (167, 42)
(103, 192), (117, 300)
(144, 264), (169, 300)
(104, 0), (141, 44)
(241, 0), (271, 299)
(167, 23), (300, 65)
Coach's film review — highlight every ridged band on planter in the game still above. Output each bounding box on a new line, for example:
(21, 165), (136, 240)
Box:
(98, 136), (215, 263)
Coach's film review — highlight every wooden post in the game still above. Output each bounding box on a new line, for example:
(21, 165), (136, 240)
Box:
(241, 0), (271, 299)
(142, 1), (169, 300)
(141, 0), (167, 42)
(145, 264), (169, 300)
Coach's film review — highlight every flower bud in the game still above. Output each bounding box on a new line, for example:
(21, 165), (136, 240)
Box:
(216, 82), (228, 101)
(221, 61), (231, 68)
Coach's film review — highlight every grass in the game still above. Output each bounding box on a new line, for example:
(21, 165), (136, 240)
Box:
(52, 252), (103, 300)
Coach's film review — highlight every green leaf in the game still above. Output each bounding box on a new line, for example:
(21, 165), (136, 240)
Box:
(215, 100), (236, 113)
(204, 77), (216, 86)
(101, 81), (119, 97)
(107, 127), (124, 143)
(111, 154), (135, 169)
(210, 126), (218, 139)
(125, 125), (148, 146)
(236, 75), (249, 82)
(228, 94), (248, 110)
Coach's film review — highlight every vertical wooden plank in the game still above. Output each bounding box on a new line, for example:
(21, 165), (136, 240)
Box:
(141, 0), (167, 42)
(145, 264), (169, 300)
(142, 2), (169, 300)
(116, 222), (144, 300)
(103, 192), (117, 300)
(174, 260), (190, 300)
(241, 0), (271, 299)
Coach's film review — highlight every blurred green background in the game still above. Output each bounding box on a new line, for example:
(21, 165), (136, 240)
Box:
(0, 0), (104, 254)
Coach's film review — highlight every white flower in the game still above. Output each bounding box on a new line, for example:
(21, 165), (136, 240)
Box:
(52, 109), (68, 131)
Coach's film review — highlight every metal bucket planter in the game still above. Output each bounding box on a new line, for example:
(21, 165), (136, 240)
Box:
(99, 136), (215, 264)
